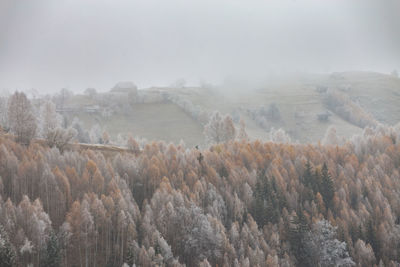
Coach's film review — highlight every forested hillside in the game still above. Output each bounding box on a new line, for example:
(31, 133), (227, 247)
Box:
(2, 1), (400, 266)
(0, 124), (399, 266)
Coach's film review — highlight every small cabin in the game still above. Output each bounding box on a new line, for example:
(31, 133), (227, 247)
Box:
(110, 81), (138, 102)
(84, 105), (100, 113)
(317, 111), (332, 122)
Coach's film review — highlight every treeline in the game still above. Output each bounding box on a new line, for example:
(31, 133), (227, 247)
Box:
(246, 103), (282, 130)
(0, 91), (149, 149)
(323, 89), (378, 128)
(0, 124), (399, 266)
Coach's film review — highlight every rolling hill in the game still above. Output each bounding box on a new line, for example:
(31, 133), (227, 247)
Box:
(67, 71), (400, 146)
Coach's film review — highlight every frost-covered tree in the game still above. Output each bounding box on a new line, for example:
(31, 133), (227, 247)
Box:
(237, 119), (249, 141)
(306, 220), (355, 267)
(157, 235), (173, 263)
(322, 126), (339, 145)
(0, 97), (9, 130)
(204, 112), (236, 144)
(102, 131), (110, 145)
(174, 204), (223, 265)
(127, 136), (140, 153)
(269, 128), (291, 143)
(8, 91), (37, 144)
(71, 117), (90, 143)
(53, 88), (73, 109)
(39, 100), (61, 139)
(266, 103), (281, 121)
(89, 124), (103, 144)
(354, 239), (376, 266)
(46, 127), (77, 152)
(39, 100), (77, 151)
(223, 115), (236, 141)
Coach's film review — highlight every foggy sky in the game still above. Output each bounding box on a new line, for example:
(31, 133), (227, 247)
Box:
(0, 0), (399, 92)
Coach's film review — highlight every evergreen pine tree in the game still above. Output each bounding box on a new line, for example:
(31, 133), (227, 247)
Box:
(0, 225), (16, 267)
(125, 240), (138, 266)
(41, 232), (61, 267)
(303, 161), (313, 187)
(252, 174), (284, 226)
(313, 168), (322, 194)
(301, 161), (315, 202)
(289, 211), (312, 267)
(321, 163), (334, 209)
(289, 213), (301, 248)
(366, 220), (380, 261)
(298, 209), (309, 234)
(252, 172), (268, 227)
(358, 224), (365, 241)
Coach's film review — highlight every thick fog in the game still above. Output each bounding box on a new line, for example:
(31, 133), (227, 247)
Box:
(0, 0), (399, 92)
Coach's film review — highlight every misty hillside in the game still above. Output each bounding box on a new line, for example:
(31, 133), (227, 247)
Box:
(64, 71), (400, 146)
(1, 1), (400, 266)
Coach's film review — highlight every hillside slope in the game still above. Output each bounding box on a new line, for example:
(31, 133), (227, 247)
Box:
(67, 72), (400, 146)
(164, 72), (400, 143)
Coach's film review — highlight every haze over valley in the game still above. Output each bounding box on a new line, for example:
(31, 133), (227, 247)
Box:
(0, 1), (400, 266)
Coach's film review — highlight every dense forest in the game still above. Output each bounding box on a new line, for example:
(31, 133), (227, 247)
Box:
(3, 0), (400, 266)
(0, 117), (399, 266)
